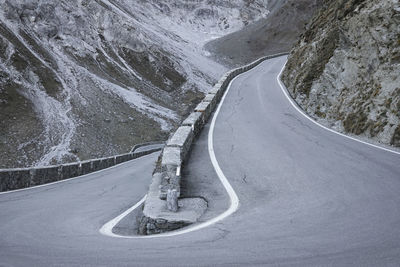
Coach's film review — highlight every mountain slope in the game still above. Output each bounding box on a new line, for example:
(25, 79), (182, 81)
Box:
(281, 0), (400, 148)
(205, 0), (323, 67)
(0, 0), (269, 168)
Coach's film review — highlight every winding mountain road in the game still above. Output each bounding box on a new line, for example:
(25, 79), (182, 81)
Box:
(1, 56), (400, 266)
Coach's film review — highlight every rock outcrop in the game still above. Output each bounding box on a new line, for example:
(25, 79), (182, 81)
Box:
(282, 0), (400, 147)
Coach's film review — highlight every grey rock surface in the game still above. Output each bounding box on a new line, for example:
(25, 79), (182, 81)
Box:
(182, 112), (204, 136)
(282, 0), (400, 148)
(166, 126), (194, 159)
(161, 146), (181, 167)
(166, 189), (178, 212)
(194, 101), (213, 122)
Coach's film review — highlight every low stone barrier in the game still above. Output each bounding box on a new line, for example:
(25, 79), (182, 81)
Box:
(0, 142), (164, 192)
(138, 52), (289, 235)
(130, 141), (165, 153)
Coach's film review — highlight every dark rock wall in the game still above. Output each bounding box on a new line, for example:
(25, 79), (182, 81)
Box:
(282, 0), (400, 147)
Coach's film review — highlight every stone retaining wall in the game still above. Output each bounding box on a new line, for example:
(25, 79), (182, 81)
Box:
(130, 141), (165, 153)
(138, 53), (289, 235)
(0, 142), (164, 193)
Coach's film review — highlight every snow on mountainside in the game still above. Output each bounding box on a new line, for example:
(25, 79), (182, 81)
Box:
(0, 0), (269, 168)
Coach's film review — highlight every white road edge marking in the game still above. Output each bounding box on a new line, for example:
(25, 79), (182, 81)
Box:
(99, 76), (241, 239)
(100, 56), (399, 239)
(0, 153), (158, 196)
(99, 195), (147, 237)
(276, 60), (400, 156)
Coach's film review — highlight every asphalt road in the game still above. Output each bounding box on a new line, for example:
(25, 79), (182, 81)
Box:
(1, 56), (400, 266)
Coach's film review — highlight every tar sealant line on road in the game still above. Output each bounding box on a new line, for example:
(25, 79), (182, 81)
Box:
(276, 61), (400, 156)
(99, 75), (242, 239)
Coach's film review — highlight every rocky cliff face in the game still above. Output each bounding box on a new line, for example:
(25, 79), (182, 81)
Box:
(0, 0), (268, 168)
(281, 0), (400, 147)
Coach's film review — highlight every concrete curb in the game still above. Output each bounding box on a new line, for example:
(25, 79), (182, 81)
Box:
(139, 52), (289, 235)
(0, 142), (163, 193)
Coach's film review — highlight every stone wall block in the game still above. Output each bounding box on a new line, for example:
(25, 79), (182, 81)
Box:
(166, 189), (179, 212)
(80, 161), (91, 176)
(166, 126), (194, 160)
(161, 146), (181, 167)
(194, 101), (212, 123)
(203, 93), (217, 111)
(60, 163), (80, 180)
(209, 82), (224, 101)
(0, 169), (30, 191)
(91, 159), (103, 172)
(159, 164), (181, 200)
(182, 112), (204, 136)
(30, 166), (60, 186)
(102, 157), (115, 169)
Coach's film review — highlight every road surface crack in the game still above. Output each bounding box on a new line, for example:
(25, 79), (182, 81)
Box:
(242, 174), (248, 184)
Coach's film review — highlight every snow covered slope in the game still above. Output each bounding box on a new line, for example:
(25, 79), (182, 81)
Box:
(0, 0), (269, 167)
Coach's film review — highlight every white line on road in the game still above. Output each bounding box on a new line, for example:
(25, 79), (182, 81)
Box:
(276, 61), (400, 156)
(99, 195), (147, 237)
(99, 76), (241, 239)
(101, 56), (399, 239)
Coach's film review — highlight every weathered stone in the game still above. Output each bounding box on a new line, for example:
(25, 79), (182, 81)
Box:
(0, 169), (30, 191)
(102, 157), (115, 169)
(0, 171), (8, 192)
(138, 197), (207, 235)
(194, 101), (213, 122)
(146, 223), (156, 230)
(60, 163), (81, 180)
(91, 159), (102, 172)
(134, 151), (145, 158)
(203, 93), (216, 103)
(221, 73), (233, 88)
(209, 81), (225, 101)
(80, 161), (92, 175)
(203, 93), (217, 111)
(167, 126), (194, 160)
(137, 216), (149, 235)
(115, 154), (130, 164)
(182, 112), (204, 136)
(30, 166), (60, 186)
(281, 0), (400, 147)
(167, 189), (179, 212)
(155, 218), (167, 224)
(155, 222), (170, 229)
(0, 146), (160, 192)
(159, 168), (181, 200)
(128, 153), (135, 160)
(161, 147), (181, 167)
